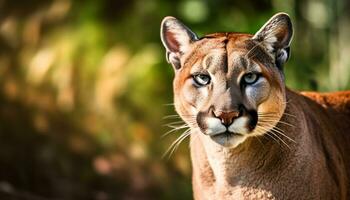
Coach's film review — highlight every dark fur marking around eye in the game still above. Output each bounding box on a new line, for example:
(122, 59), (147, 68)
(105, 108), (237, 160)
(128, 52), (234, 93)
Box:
(239, 57), (248, 70)
(205, 56), (213, 70)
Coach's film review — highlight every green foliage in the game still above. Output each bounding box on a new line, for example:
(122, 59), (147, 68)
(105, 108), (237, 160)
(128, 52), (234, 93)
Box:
(0, 0), (349, 199)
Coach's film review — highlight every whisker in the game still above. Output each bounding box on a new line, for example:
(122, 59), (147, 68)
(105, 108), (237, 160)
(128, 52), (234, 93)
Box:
(256, 125), (290, 149)
(258, 111), (297, 119)
(271, 127), (296, 143)
(163, 121), (186, 126)
(252, 131), (266, 150)
(282, 112), (297, 118)
(259, 125), (290, 148)
(172, 130), (191, 154)
(276, 120), (295, 128)
(163, 103), (175, 106)
(259, 128), (280, 145)
(259, 118), (295, 128)
(259, 111), (297, 119)
(162, 115), (181, 120)
(162, 125), (189, 138)
(162, 129), (191, 159)
(258, 112), (280, 116)
(269, 131), (291, 149)
(162, 115), (196, 119)
(260, 123), (296, 143)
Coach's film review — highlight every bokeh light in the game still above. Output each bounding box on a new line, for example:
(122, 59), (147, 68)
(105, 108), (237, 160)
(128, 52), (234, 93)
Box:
(0, 0), (349, 199)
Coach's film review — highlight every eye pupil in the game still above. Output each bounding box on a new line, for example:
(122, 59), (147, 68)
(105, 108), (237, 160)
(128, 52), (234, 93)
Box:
(193, 74), (210, 86)
(243, 73), (259, 84)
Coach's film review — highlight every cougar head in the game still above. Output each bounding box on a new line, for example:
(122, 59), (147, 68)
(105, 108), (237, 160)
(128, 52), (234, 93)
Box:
(161, 13), (293, 148)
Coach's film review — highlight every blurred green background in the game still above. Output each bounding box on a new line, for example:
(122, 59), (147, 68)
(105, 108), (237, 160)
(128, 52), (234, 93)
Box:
(0, 0), (349, 199)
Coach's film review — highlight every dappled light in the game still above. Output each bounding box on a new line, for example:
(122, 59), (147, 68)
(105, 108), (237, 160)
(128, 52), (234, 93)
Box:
(0, 0), (349, 199)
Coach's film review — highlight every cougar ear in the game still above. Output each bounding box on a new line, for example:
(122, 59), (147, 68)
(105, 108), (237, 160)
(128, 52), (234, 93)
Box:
(161, 16), (198, 70)
(253, 13), (293, 68)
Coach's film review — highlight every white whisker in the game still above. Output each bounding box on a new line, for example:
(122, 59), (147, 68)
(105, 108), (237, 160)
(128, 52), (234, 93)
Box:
(256, 125), (290, 149)
(162, 124), (189, 138)
(259, 118), (295, 128)
(163, 128), (191, 159)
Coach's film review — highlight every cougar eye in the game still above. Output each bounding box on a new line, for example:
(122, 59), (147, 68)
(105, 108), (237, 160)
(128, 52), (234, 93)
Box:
(193, 74), (211, 86)
(242, 73), (259, 85)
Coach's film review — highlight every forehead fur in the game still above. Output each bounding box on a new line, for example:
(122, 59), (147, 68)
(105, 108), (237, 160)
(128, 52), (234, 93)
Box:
(182, 32), (274, 70)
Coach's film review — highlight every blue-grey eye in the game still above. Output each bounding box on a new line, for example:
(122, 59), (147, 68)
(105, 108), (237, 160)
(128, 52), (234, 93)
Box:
(243, 73), (259, 84)
(193, 74), (211, 86)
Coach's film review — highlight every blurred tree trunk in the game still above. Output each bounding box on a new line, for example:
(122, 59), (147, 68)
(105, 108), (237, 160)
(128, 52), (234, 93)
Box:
(329, 0), (350, 90)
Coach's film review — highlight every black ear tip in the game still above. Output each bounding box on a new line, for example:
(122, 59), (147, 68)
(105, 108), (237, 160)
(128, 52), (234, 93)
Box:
(273, 12), (292, 27)
(273, 12), (291, 20)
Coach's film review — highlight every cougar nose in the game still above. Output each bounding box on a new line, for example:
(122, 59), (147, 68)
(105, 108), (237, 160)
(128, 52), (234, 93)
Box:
(215, 111), (241, 126)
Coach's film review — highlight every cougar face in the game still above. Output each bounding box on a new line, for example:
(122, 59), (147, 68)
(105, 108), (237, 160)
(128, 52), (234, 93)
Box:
(161, 14), (293, 148)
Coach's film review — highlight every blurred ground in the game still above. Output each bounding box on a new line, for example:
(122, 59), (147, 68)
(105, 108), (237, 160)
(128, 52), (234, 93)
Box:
(0, 0), (349, 199)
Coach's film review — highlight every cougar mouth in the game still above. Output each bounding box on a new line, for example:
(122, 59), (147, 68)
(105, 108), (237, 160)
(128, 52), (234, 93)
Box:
(209, 130), (246, 147)
(210, 131), (243, 138)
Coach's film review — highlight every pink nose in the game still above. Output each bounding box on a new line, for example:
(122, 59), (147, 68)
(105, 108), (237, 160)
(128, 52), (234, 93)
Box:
(215, 111), (240, 126)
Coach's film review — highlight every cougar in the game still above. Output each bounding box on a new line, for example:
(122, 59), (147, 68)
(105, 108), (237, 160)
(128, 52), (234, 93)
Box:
(160, 13), (350, 199)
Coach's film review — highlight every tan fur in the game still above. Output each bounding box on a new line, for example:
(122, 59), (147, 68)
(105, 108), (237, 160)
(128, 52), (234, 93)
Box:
(161, 13), (350, 199)
(191, 89), (350, 199)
